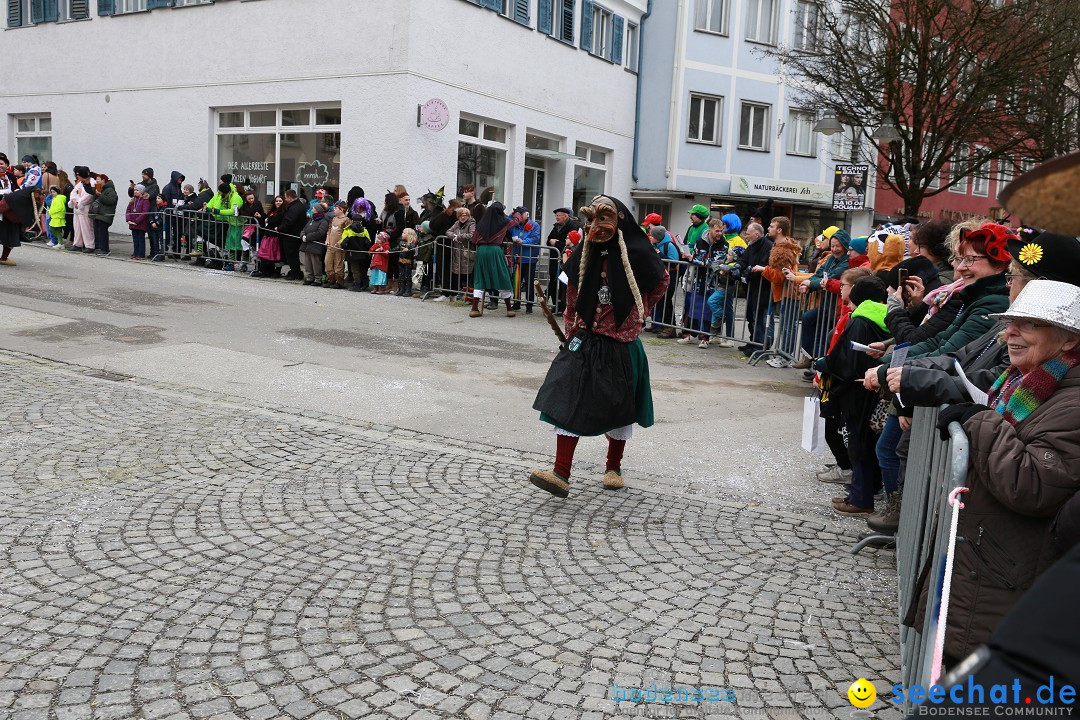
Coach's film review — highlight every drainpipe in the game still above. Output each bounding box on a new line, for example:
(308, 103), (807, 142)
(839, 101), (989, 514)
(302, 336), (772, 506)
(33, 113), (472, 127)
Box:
(631, 0), (653, 183)
(664, 0), (687, 186)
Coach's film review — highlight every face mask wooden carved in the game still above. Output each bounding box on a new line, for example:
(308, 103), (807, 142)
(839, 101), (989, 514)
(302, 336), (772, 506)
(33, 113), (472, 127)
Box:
(579, 196), (618, 244)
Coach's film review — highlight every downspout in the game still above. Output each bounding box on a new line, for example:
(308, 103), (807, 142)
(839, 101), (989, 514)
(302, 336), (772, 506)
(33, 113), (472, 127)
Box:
(664, 0), (688, 186)
(631, 0), (653, 183)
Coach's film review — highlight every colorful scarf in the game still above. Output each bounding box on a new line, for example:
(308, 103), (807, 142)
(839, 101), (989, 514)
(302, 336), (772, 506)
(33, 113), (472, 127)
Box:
(923, 277), (967, 320)
(987, 347), (1080, 426)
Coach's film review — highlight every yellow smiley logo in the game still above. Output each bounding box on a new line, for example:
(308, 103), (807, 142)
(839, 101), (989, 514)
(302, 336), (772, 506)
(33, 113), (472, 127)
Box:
(848, 678), (877, 708)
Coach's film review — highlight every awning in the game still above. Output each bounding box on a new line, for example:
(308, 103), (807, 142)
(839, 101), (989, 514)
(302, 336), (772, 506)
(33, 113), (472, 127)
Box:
(525, 149), (580, 161)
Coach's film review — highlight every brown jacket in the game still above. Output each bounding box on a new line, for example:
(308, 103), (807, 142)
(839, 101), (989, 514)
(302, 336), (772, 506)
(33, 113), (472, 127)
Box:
(760, 237), (800, 302)
(914, 364), (1080, 659)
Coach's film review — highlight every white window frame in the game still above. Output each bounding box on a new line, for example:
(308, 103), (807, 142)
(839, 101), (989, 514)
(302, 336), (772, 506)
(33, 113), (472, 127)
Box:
(554, 0), (575, 43)
(1020, 158), (1037, 176)
(792, 1), (822, 52)
(841, 6), (871, 48)
(745, 0), (777, 44)
(694, 0), (729, 36)
(175, 0), (214, 6)
(971, 145), (990, 197)
(949, 145), (969, 194)
(625, 21), (639, 70)
(115, 0), (147, 13)
(590, 4), (613, 58)
(997, 156), (1014, 188)
(573, 141), (610, 209)
(738, 102), (771, 152)
(687, 94), (723, 146)
(13, 113), (52, 161)
(786, 108), (815, 157)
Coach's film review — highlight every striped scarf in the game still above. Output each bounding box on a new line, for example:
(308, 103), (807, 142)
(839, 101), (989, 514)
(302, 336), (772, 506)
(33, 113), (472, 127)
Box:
(988, 347), (1080, 426)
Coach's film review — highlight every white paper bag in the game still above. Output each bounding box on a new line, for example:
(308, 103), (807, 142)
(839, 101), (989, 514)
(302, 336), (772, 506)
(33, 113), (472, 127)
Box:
(801, 395), (827, 454)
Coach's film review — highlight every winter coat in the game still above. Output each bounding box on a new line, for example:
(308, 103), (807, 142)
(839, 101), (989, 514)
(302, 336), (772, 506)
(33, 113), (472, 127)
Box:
(814, 300), (891, 421)
(898, 324), (1008, 407)
(369, 239), (390, 272)
(299, 213), (330, 254)
(48, 194), (67, 227)
(546, 217), (581, 253)
(911, 365), (1080, 660)
(125, 197), (150, 232)
(339, 224), (371, 256)
(447, 218), (475, 275)
(732, 237), (774, 307)
(510, 218), (541, 264)
(379, 206), (406, 247)
(207, 190), (244, 226)
(277, 199), (308, 238)
(885, 293), (964, 348)
(130, 175), (161, 207)
(807, 252), (849, 291)
(90, 180), (119, 224)
(161, 171), (185, 208)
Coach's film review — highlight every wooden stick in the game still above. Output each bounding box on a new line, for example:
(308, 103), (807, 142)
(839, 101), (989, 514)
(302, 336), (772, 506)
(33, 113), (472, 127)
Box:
(534, 280), (567, 345)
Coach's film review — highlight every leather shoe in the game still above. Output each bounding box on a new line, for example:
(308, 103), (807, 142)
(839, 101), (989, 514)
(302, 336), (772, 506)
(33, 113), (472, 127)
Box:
(833, 502), (873, 515)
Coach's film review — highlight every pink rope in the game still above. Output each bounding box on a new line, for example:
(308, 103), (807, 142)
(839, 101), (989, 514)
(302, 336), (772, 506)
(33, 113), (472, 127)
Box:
(930, 486), (969, 685)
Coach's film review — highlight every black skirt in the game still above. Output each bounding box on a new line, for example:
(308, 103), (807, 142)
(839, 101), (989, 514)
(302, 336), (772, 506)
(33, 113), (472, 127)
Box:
(533, 330), (649, 437)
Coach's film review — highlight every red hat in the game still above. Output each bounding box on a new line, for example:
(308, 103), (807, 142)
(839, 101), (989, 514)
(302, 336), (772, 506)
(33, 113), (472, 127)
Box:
(960, 223), (1017, 264)
(568, 230), (582, 245)
(642, 213), (663, 226)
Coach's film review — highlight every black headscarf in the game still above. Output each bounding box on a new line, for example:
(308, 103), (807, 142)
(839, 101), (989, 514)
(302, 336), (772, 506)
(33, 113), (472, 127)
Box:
(881, 256), (942, 295)
(475, 201), (510, 241)
(564, 196), (666, 330)
(345, 186), (363, 208)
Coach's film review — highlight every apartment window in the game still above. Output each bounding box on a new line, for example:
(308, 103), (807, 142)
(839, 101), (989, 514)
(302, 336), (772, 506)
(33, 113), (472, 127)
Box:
(739, 102), (771, 151)
(625, 22), (639, 70)
(949, 146), (969, 194)
(786, 109), (815, 157)
(59, 0), (92, 19)
(922, 137), (940, 189)
(831, 125), (860, 163)
(115, 0), (147, 13)
(745, 0), (776, 44)
(694, 0), (729, 35)
(176, 0), (214, 5)
(970, 146), (991, 197)
(543, 0), (575, 43)
(1020, 158), (1037, 176)
(14, 114), (52, 162)
(997, 156), (1014, 188)
(688, 94), (723, 145)
(573, 142), (609, 213)
(458, 116), (508, 206)
(792, 1), (821, 51)
(589, 4), (613, 57)
(216, 105), (341, 202)
(841, 7), (871, 48)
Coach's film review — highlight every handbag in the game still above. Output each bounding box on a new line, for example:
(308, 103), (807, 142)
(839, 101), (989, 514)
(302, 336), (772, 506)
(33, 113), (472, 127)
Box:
(869, 396), (890, 435)
(801, 394), (828, 454)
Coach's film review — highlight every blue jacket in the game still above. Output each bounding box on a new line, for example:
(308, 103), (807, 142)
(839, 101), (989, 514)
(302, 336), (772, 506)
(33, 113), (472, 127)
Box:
(510, 219), (541, 263)
(655, 233), (679, 261)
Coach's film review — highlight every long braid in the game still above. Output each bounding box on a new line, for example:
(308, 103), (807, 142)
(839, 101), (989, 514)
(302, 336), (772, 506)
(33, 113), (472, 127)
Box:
(618, 230), (645, 322)
(578, 237), (592, 292)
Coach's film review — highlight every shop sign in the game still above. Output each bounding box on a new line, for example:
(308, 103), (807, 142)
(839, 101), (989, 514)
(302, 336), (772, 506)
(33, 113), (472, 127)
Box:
(730, 175), (831, 204)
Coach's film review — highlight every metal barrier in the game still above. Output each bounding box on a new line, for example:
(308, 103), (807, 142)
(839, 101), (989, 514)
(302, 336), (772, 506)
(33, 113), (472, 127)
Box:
(861, 405), (969, 714)
(750, 279), (841, 366)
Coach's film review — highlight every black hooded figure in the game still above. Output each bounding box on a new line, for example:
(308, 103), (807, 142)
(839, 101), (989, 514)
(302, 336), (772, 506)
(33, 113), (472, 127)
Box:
(468, 201), (518, 317)
(529, 195), (670, 499)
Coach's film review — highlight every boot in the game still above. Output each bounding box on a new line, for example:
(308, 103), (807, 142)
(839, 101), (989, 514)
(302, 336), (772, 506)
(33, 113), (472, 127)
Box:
(469, 297), (482, 318)
(505, 298), (516, 317)
(866, 494), (902, 534)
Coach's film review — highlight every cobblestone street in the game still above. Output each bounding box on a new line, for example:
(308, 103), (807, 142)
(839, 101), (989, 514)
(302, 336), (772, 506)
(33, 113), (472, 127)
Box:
(0, 349), (899, 720)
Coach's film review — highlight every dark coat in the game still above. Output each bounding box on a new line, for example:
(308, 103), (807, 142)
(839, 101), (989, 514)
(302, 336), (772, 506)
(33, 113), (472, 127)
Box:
(546, 217), (581, 253)
(90, 180), (119, 224)
(161, 171), (185, 208)
(278, 198), (308, 238)
(912, 365), (1080, 660)
(733, 237), (774, 307)
(299, 213), (330, 255)
(815, 307), (891, 421)
(899, 324), (1008, 407)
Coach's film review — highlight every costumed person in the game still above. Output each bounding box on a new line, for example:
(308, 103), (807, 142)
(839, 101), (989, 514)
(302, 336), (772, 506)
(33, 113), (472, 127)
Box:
(529, 195), (669, 498)
(468, 201), (518, 317)
(1, 184), (43, 266)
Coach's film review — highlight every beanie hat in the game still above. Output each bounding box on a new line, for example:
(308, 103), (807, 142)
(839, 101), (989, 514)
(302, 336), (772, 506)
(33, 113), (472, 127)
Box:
(720, 213), (742, 234)
(689, 204), (710, 219)
(850, 275), (888, 308)
(649, 226), (668, 242)
(848, 236), (869, 255)
(21, 155), (35, 164)
(831, 228), (852, 250)
(142, 167), (154, 178)
(642, 212), (663, 226)
(567, 229), (582, 245)
(134, 184), (147, 194)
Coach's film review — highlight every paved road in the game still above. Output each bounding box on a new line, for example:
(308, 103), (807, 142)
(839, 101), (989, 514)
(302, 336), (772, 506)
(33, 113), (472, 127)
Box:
(0, 245), (901, 719)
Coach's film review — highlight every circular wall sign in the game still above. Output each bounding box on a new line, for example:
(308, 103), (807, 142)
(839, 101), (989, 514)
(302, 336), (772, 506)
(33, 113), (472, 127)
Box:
(420, 98), (450, 132)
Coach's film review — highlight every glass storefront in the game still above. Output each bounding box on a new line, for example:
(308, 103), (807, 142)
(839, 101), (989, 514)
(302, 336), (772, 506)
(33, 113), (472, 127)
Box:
(457, 116), (507, 203)
(215, 105), (340, 204)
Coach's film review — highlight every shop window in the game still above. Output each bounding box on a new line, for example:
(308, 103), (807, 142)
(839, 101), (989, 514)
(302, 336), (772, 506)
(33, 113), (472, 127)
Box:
(573, 142), (609, 212)
(457, 116), (508, 204)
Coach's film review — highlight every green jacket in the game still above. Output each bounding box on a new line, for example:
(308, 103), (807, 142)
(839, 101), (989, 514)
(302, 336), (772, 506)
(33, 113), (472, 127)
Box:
(207, 190), (244, 226)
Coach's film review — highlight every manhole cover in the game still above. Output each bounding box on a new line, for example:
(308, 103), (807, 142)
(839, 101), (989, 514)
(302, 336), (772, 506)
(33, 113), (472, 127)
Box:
(83, 369), (133, 382)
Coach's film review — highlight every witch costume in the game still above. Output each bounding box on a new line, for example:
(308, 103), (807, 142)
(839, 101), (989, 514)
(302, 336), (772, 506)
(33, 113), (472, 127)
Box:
(469, 201), (518, 317)
(529, 195), (669, 498)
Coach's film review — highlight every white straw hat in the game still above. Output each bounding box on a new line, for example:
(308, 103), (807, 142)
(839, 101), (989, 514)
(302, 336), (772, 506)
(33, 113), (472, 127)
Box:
(992, 279), (1080, 335)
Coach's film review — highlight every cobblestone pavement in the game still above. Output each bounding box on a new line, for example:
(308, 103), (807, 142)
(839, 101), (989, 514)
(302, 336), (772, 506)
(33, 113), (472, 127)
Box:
(0, 350), (901, 720)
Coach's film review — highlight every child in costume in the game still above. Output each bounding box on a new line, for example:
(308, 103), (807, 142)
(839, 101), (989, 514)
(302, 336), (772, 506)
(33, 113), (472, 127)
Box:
(529, 195), (670, 498)
(369, 232), (390, 294)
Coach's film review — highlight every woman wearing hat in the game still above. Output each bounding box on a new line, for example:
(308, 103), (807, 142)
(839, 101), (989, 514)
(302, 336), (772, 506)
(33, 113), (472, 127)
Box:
(907, 279), (1080, 665)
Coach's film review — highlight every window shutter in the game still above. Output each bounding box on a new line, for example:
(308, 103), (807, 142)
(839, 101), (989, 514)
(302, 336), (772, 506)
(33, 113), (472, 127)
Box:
(148, 0), (173, 8)
(8, 0), (22, 26)
(537, 0), (551, 33)
(580, 0), (593, 50)
(71, 0), (89, 18)
(512, 0), (528, 25)
(30, 0), (44, 22)
(559, 0), (574, 42)
(610, 15), (624, 62)
(481, 0), (500, 10)
(97, 0), (114, 15)
(43, 0), (57, 20)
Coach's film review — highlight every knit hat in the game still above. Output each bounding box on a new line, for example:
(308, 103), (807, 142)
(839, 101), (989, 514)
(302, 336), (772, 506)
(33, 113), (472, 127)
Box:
(689, 204), (710, 219)
(850, 275), (888, 307)
(21, 155), (34, 164)
(134, 184), (147, 194)
(720, 213), (742, 234)
(642, 212), (663, 226)
(567, 229), (582, 245)
(649, 226), (668, 242)
(142, 167), (154, 178)
(822, 226), (841, 239)
(831, 228), (852, 250)
(848, 236), (869, 255)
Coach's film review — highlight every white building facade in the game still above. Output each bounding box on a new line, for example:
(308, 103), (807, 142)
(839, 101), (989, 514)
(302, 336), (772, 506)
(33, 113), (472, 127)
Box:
(634, 0), (875, 240)
(2, 0), (646, 228)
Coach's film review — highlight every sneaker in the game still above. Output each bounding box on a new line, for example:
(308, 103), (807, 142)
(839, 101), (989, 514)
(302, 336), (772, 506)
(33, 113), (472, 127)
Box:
(716, 338), (735, 348)
(697, 339), (710, 349)
(867, 494), (902, 534)
(676, 335), (694, 344)
(432, 296), (449, 303)
(766, 357), (791, 368)
(816, 466), (852, 484)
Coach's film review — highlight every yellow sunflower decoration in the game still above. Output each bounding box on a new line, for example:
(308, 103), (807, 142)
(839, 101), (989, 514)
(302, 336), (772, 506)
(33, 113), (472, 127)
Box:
(1018, 243), (1043, 265)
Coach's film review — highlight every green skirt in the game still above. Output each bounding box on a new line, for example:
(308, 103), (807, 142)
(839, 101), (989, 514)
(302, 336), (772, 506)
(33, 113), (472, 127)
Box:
(537, 335), (654, 436)
(472, 244), (513, 291)
(224, 224), (244, 252)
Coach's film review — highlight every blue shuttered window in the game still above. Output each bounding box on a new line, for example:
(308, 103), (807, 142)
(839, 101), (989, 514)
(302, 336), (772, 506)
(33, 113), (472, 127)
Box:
(43, 0), (57, 21)
(610, 15), (624, 63)
(580, 0), (593, 50)
(71, 0), (89, 17)
(558, 0), (574, 42)
(147, 0), (173, 8)
(512, 0), (528, 25)
(30, 0), (44, 22)
(97, 0), (114, 15)
(537, 0), (551, 33)
(8, 0), (23, 26)
(481, 0), (500, 10)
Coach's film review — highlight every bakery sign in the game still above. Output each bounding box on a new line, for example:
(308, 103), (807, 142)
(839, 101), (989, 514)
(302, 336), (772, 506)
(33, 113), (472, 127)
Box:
(418, 98), (450, 132)
(729, 175), (832, 205)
